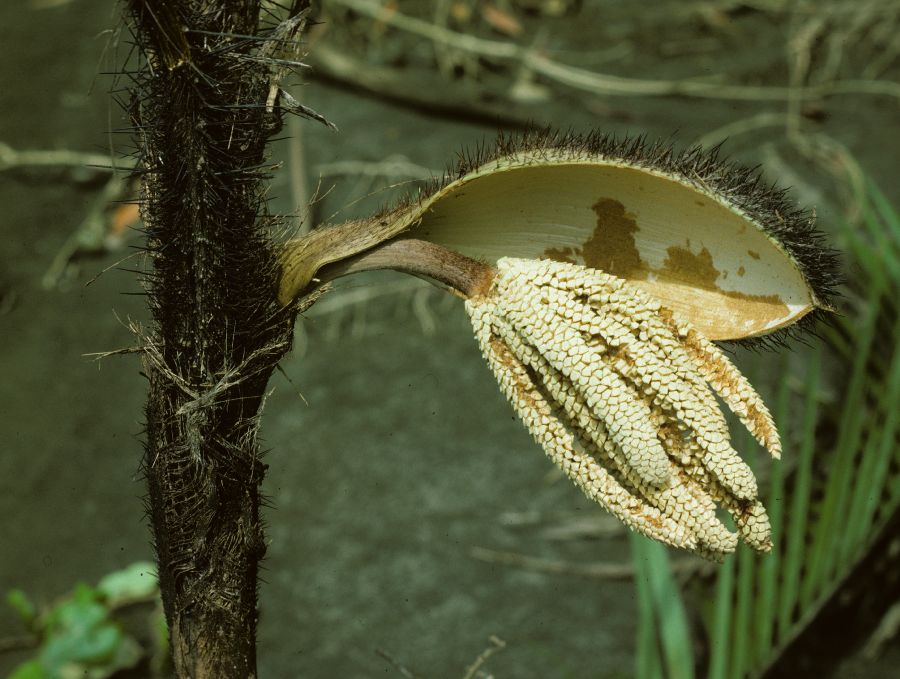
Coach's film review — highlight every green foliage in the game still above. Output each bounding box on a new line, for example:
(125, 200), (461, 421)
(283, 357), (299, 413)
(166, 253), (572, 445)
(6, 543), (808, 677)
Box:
(6, 591), (37, 629)
(632, 177), (900, 678)
(5, 562), (160, 679)
(632, 534), (694, 679)
(95, 562), (160, 607)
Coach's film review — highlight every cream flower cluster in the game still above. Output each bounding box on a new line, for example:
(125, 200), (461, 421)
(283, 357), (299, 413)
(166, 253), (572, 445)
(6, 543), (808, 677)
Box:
(466, 258), (780, 559)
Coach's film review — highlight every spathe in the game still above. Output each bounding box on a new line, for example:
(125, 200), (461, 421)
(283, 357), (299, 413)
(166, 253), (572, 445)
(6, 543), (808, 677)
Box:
(280, 130), (839, 343)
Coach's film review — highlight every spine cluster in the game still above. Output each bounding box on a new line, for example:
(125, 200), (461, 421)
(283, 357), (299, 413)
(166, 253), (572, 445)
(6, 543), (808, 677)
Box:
(466, 258), (780, 559)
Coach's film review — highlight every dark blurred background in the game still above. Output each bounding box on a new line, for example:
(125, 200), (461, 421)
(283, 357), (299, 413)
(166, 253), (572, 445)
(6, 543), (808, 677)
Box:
(1, 1), (899, 677)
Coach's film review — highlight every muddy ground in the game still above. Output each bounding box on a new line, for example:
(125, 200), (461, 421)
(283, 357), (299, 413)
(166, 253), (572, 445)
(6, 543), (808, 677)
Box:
(1, 1), (899, 677)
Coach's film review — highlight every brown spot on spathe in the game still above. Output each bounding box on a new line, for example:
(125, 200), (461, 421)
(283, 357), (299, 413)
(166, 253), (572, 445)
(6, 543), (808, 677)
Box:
(659, 244), (790, 330)
(538, 196), (792, 338)
(543, 245), (579, 264)
(661, 245), (720, 290)
(541, 198), (644, 278)
(583, 198), (643, 278)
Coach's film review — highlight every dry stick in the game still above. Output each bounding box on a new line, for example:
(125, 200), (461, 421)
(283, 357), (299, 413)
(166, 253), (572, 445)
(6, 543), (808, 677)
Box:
(42, 173), (126, 289)
(0, 140), (138, 289)
(328, 0), (900, 102)
(694, 112), (791, 150)
(786, 12), (826, 141)
(375, 649), (424, 679)
(693, 5), (884, 214)
(461, 636), (506, 679)
(308, 43), (538, 128)
(862, 600), (900, 659)
(0, 635), (38, 654)
(0, 141), (131, 172)
(864, 15), (900, 78)
(431, 0), (458, 80)
(287, 89), (312, 235)
(334, 0), (519, 60)
(316, 156), (435, 181)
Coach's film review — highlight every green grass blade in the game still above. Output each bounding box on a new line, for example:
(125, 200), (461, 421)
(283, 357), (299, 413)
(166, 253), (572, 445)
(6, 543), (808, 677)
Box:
(706, 554), (735, 679)
(801, 288), (881, 605)
(728, 430), (758, 678)
(859, 199), (900, 279)
(753, 358), (791, 664)
(634, 535), (665, 679)
(730, 544), (755, 678)
(842, 226), (889, 291)
(855, 313), (900, 531)
(839, 431), (882, 564)
(777, 349), (820, 639)
(838, 317), (900, 563)
(631, 534), (695, 679)
(866, 177), (900, 241)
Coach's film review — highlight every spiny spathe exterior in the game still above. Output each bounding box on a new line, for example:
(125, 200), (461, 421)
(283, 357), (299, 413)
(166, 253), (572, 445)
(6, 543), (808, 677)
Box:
(466, 258), (780, 560)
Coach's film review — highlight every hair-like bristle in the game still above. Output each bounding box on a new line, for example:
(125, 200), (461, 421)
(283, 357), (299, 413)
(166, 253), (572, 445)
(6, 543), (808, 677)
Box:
(384, 128), (842, 348)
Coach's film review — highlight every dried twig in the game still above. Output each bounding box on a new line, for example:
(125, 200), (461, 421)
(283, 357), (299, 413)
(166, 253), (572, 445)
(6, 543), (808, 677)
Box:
(497, 509), (625, 540)
(862, 599), (900, 659)
(375, 635), (507, 679)
(694, 112), (792, 149)
(375, 648), (424, 679)
(461, 636), (506, 679)
(316, 156), (436, 181)
(328, 0), (900, 102)
(309, 43), (538, 127)
(42, 174), (129, 290)
(0, 141), (132, 172)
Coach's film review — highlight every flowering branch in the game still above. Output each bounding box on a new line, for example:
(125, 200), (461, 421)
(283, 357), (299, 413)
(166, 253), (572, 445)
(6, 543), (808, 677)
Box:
(278, 130), (839, 560)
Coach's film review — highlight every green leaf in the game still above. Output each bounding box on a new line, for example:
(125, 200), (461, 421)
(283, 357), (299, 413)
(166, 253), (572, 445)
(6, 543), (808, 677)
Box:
(7, 589), (37, 627)
(729, 431), (759, 679)
(8, 660), (46, 679)
(706, 554), (735, 679)
(801, 272), (882, 606)
(777, 350), (819, 639)
(631, 533), (695, 679)
(95, 561), (158, 605)
(634, 541), (665, 679)
(754, 360), (790, 663)
(41, 585), (119, 667)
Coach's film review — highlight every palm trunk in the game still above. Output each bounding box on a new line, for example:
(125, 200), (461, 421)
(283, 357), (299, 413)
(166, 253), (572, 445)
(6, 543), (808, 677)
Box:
(125, 1), (305, 674)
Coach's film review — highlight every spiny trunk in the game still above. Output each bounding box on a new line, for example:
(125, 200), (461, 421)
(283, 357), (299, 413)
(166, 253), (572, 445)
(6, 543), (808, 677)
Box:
(126, 1), (304, 674)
